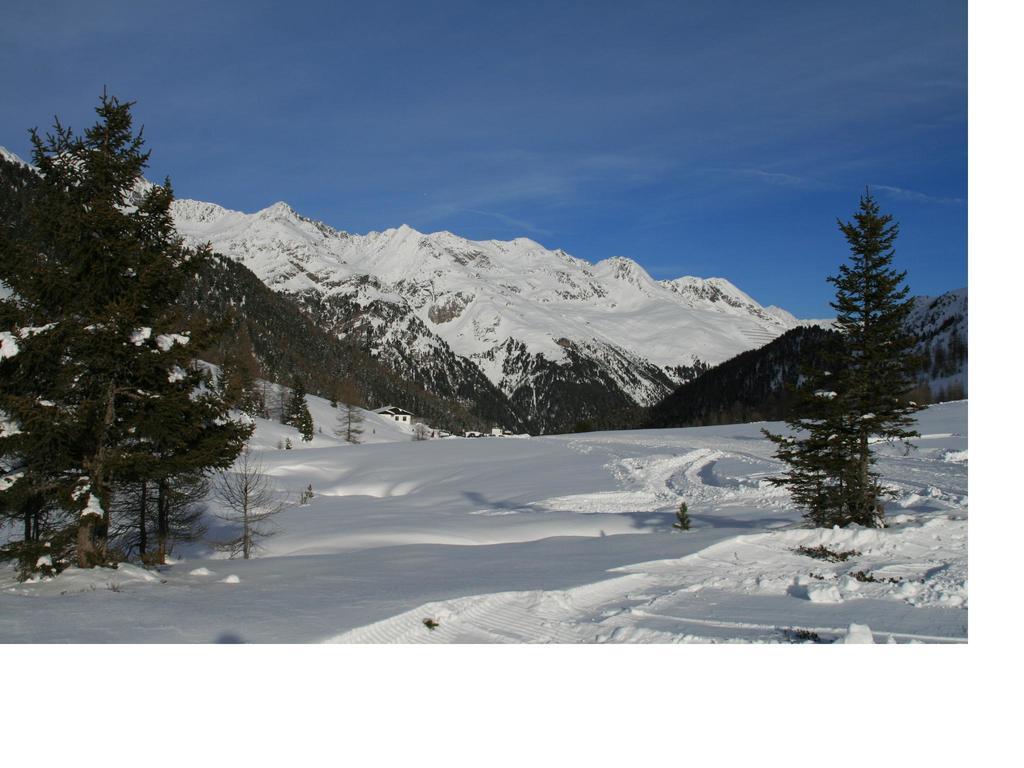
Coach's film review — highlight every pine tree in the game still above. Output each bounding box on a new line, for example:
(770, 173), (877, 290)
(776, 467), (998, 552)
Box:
(673, 501), (691, 531)
(0, 93), (250, 570)
(219, 328), (263, 416)
(764, 192), (922, 527)
(283, 376), (314, 441)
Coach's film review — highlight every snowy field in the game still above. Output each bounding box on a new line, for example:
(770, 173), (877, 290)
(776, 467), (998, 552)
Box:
(0, 399), (967, 643)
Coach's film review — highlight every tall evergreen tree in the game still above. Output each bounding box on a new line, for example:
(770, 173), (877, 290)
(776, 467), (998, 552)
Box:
(219, 328), (264, 417)
(764, 192), (922, 527)
(0, 93), (250, 570)
(284, 376), (314, 441)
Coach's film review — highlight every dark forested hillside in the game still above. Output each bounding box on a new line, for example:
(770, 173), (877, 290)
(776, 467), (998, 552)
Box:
(906, 289), (967, 400)
(179, 253), (524, 434)
(289, 287), (529, 432)
(646, 326), (839, 428)
(647, 287), (968, 431)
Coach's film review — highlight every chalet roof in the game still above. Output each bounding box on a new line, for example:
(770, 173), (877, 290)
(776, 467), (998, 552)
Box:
(375, 405), (414, 416)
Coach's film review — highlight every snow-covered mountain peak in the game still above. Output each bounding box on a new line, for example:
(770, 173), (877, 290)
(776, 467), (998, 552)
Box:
(763, 305), (799, 325)
(167, 194), (811, 399)
(0, 143), (855, 429)
(594, 255), (657, 285)
(172, 198), (231, 224)
(0, 146), (29, 168)
(663, 275), (757, 310)
(379, 222), (431, 251)
(155, 186), (833, 418)
(255, 200), (299, 220)
(393, 222), (419, 236)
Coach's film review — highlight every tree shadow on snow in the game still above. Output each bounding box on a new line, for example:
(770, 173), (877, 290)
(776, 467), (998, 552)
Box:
(461, 490), (541, 514)
(621, 511), (678, 533)
(688, 513), (797, 530)
(619, 511), (792, 532)
(460, 491), (796, 534)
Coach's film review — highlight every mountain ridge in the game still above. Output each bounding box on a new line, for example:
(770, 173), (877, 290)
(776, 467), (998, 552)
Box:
(3, 143), (959, 434)
(166, 190), (815, 430)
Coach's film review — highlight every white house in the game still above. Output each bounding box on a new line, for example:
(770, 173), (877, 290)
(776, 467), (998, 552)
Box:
(375, 405), (414, 424)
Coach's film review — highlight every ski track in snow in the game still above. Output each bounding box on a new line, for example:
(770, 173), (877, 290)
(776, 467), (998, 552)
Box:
(1, 401), (968, 643)
(329, 406), (967, 644)
(535, 445), (789, 517)
(330, 515), (968, 644)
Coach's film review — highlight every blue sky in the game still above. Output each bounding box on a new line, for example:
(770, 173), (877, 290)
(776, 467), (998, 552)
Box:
(1, 0), (965, 316)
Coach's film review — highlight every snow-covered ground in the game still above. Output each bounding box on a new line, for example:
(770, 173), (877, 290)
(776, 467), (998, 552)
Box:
(0, 400), (967, 643)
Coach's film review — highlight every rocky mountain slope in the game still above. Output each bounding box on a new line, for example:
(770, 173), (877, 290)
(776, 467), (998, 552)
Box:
(647, 287), (967, 429)
(906, 288), (967, 398)
(0, 148), (520, 435)
(169, 197), (807, 431)
(181, 252), (525, 433)
(1, 144), (964, 434)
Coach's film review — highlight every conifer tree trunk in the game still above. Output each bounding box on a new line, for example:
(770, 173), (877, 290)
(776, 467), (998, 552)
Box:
(157, 480), (169, 564)
(31, 493), (42, 542)
(858, 434), (872, 522)
(78, 381), (118, 566)
(77, 514), (99, 567)
(23, 498), (34, 542)
(15, 496), (44, 572)
(77, 479), (108, 566)
(138, 480), (148, 559)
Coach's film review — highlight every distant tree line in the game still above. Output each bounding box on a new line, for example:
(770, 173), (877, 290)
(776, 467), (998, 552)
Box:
(644, 326), (840, 429)
(644, 315), (965, 432)
(179, 249), (511, 435)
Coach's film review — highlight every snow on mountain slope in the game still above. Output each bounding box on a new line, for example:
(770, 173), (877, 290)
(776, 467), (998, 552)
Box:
(0, 147), (29, 168)
(0, 401), (967, 643)
(170, 198), (804, 421)
(907, 287), (967, 341)
(906, 288), (967, 397)
(0, 143), (813, 429)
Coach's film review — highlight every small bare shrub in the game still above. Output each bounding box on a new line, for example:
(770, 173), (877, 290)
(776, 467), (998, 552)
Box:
(848, 569), (901, 584)
(794, 544), (861, 562)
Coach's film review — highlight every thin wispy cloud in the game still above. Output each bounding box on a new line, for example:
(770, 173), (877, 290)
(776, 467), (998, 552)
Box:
(463, 209), (551, 237)
(873, 184), (965, 205)
(402, 148), (667, 236)
(706, 167), (835, 190)
(0, 0), (966, 316)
